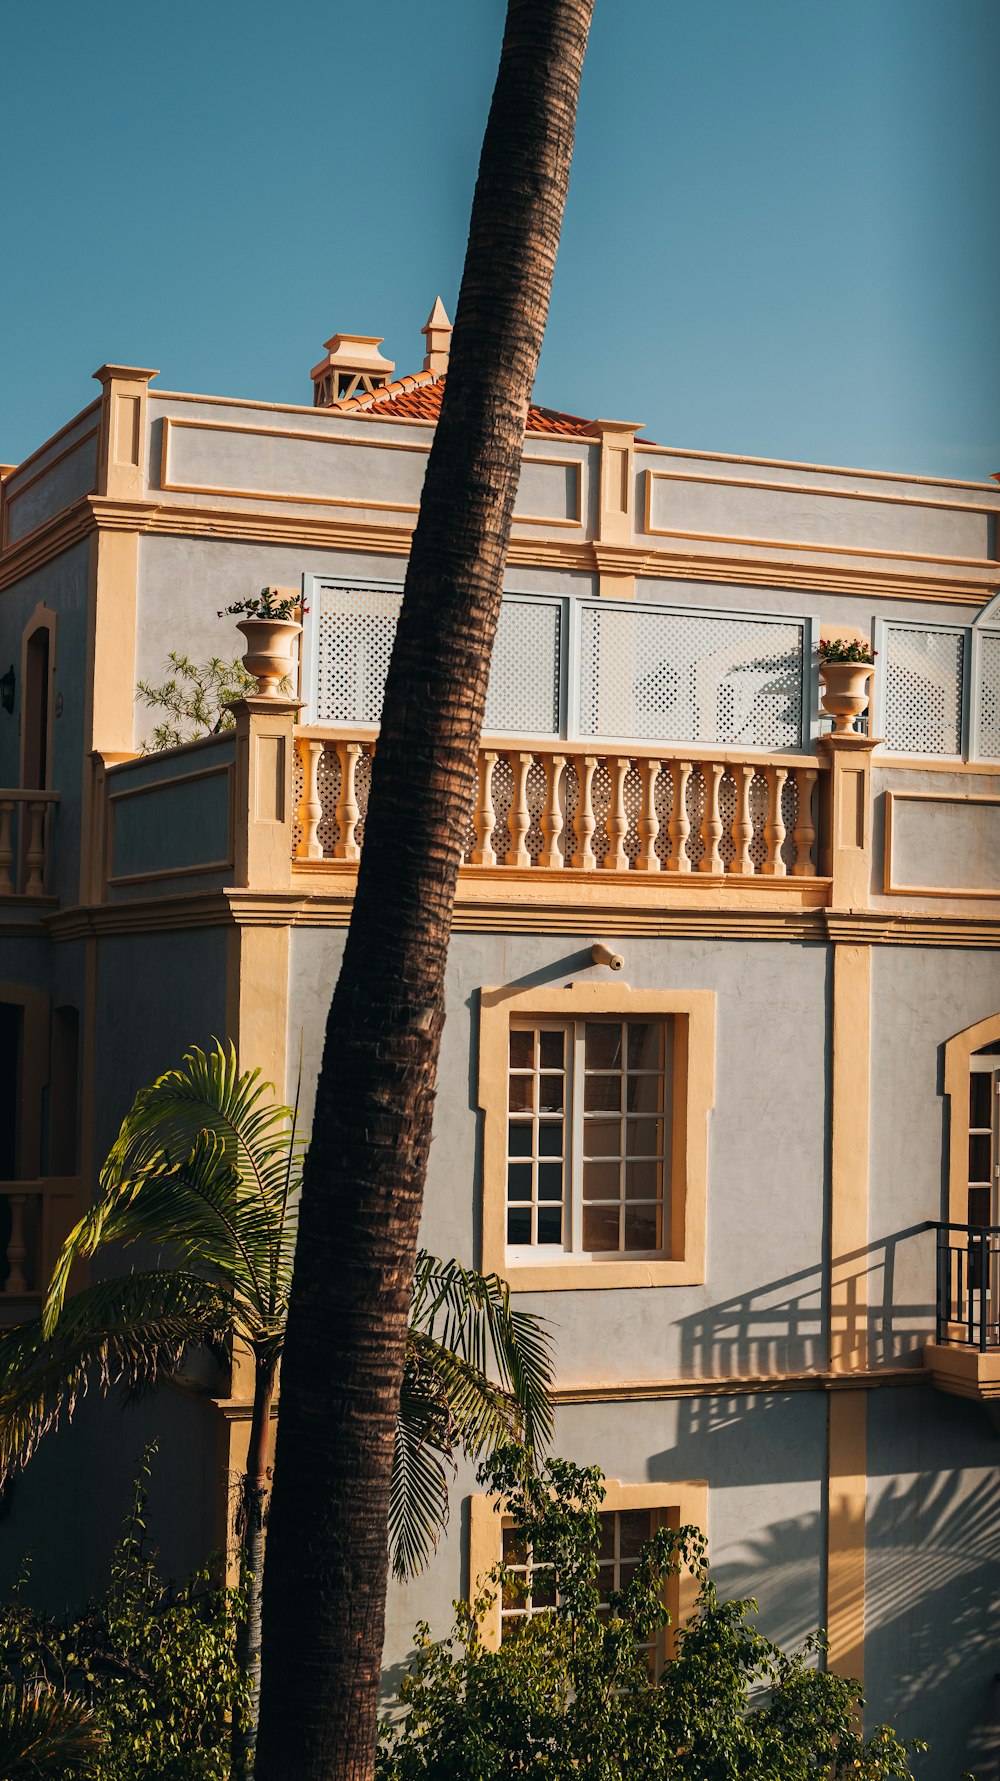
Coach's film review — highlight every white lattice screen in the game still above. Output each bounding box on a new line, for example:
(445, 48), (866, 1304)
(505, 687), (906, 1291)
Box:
(977, 633), (1000, 760)
(881, 624), (965, 757)
(577, 605), (805, 749)
(484, 598), (562, 735)
(310, 584), (562, 734)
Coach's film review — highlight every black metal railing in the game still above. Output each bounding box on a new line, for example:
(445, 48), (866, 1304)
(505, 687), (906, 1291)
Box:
(929, 1221), (1000, 1351)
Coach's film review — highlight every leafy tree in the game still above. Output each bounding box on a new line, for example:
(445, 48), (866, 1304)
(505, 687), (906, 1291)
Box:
(0, 1446), (248, 1779)
(0, 1045), (553, 1778)
(377, 1452), (930, 1781)
(258, 4), (595, 1775)
(136, 653), (256, 750)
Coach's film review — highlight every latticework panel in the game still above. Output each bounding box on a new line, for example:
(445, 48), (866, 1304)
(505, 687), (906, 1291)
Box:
(578, 606), (804, 749)
(315, 585), (401, 724)
(882, 625), (965, 756)
(977, 633), (1000, 759)
(484, 599), (562, 736)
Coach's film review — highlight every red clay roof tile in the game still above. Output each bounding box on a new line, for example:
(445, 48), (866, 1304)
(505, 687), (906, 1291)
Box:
(334, 373), (599, 438)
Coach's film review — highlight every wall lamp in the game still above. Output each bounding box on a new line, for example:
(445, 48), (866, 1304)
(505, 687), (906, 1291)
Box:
(0, 667), (14, 715)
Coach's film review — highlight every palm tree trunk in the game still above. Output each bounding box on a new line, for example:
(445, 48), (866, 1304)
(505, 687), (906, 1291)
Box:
(232, 1348), (275, 1781)
(255, 4), (593, 1778)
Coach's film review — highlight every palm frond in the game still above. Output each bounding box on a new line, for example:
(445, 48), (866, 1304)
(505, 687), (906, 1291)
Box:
(0, 1686), (105, 1778)
(45, 1043), (302, 1336)
(390, 1367), (453, 1581)
(0, 1271), (231, 1481)
(408, 1252), (554, 1453)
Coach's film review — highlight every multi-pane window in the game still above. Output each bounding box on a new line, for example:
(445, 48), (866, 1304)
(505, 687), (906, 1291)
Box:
(506, 1019), (672, 1258)
(501, 1509), (658, 1665)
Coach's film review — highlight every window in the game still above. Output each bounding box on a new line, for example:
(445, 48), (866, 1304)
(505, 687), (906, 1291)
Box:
(506, 1019), (671, 1258)
(469, 1479), (708, 1660)
(480, 984), (714, 1291)
(945, 1016), (1000, 1232)
(501, 1508), (661, 1669)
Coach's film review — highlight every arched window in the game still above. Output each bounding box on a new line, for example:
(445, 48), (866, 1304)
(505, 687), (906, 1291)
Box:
(944, 1014), (1000, 1230)
(21, 624), (51, 791)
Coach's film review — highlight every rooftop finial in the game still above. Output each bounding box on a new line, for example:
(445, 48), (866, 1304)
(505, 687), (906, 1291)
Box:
(421, 297), (452, 377)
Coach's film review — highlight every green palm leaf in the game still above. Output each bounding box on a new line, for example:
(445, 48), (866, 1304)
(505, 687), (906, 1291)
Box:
(0, 1271), (230, 1481)
(389, 1253), (555, 1578)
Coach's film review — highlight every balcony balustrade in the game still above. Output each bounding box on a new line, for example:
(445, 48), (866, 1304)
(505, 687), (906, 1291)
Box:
(0, 790), (59, 897)
(0, 1178), (80, 1305)
(292, 728), (821, 878)
(930, 1220), (1000, 1352)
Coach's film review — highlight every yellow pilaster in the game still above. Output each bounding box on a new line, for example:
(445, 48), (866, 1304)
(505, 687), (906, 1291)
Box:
(829, 943), (871, 1372)
(826, 1388), (867, 1683)
(92, 363), (157, 505)
(594, 419), (640, 598)
(818, 733), (878, 909)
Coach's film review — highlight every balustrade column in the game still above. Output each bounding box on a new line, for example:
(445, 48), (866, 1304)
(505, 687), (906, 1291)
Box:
(0, 802), (13, 894)
(605, 756), (630, 872)
(667, 762), (692, 873)
(471, 752), (499, 866)
(296, 739), (325, 860)
(5, 1194), (28, 1294)
(572, 756), (599, 870)
(792, 768), (818, 877)
(733, 764), (755, 875)
(700, 762), (725, 875)
(539, 755), (566, 869)
(636, 759), (661, 871)
(334, 742), (362, 862)
(763, 766), (788, 877)
(24, 801), (48, 894)
(509, 753), (533, 868)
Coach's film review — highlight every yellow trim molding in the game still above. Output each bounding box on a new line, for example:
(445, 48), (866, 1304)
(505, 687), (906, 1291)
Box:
(478, 983), (714, 1291)
(829, 945), (871, 1373)
(468, 1477), (708, 1655)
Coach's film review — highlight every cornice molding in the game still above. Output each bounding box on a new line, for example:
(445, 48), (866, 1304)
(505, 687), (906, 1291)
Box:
(552, 1366), (926, 1404)
(1, 489), (995, 607)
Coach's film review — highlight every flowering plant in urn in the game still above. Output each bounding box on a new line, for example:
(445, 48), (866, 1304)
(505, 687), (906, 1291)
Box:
(220, 587), (304, 698)
(817, 637), (875, 734)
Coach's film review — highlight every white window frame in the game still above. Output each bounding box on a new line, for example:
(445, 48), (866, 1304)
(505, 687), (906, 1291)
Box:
(505, 1014), (673, 1267)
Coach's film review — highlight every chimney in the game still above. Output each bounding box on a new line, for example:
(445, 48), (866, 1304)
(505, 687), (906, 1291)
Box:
(421, 297), (452, 376)
(311, 333), (396, 407)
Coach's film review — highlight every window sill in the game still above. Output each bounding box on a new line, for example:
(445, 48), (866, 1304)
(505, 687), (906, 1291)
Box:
(501, 1255), (706, 1292)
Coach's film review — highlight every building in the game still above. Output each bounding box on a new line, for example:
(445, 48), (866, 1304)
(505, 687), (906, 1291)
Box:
(2, 301), (1000, 1774)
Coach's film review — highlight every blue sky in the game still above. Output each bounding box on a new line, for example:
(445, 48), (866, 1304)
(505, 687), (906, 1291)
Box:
(2, 0), (997, 479)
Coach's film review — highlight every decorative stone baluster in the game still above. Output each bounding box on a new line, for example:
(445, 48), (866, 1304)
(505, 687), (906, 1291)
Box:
(296, 739), (325, 860)
(24, 801), (48, 894)
(0, 801), (13, 895)
(667, 761), (693, 873)
(539, 754), (566, 869)
(572, 755), (599, 870)
(700, 762), (726, 875)
(334, 741), (362, 862)
(4, 1194), (28, 1294)
(763, 765), (789, 877)
(605, 755), (630, 872)
(792, 767), (818, 877)
(510, 753), (533, 868)
(636, 759), (661, 871)
(733, 763), (755, 875)
(471, 751), (499, 866)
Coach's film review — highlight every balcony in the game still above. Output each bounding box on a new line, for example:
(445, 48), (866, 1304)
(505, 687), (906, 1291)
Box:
(0, 1178), (81, 1313)
(0, 790), (59, 899)
(925, 1221), (1000, 1404)
(292, 728), (825, 881)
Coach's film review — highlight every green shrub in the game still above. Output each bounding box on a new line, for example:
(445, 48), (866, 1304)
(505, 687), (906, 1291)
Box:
(0, 1446), (250, 1779)
(377, 1449), (929, 1781)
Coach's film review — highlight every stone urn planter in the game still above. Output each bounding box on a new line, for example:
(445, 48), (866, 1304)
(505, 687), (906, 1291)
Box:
(237, 616), (301, 698)
(819, 659), (874, 735)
